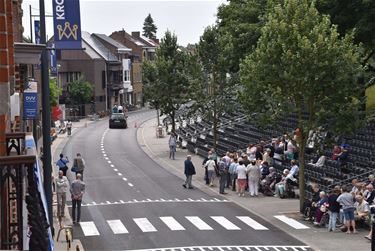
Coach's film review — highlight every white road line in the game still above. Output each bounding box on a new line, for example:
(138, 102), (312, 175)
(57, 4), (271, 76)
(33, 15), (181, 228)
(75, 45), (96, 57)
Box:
(104, 157), (109, 160)
(123, 246), (311, 251)
(211, 216), (241, 230)
(128, 183), (134, 187)
(110, 164), (115, 168)
(107, 219), (128, 234)
(108, 161), (112, 164)
(118, 173), (123, 176)
(274, 215), (310, 229)
(114, 168), (118, 171)
(79, 221), (100, 236)
(236, 216), (269, 230)
(160, 217), (185, 231)
(185, 216), (213, 230)
(122, 177), (128, 181)
(133, 218), (157, 232)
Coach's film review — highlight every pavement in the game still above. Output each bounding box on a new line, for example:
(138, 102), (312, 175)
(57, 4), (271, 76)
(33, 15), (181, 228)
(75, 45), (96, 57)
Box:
(51, 118), (94, 251)
(137, 116), (372, 251)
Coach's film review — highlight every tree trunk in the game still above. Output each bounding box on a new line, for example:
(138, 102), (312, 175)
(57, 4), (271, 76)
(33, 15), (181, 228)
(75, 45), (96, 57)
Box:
(171, 110), (175, 133)
(156, 108), (160, 126)
(298, 132), (307, 212)
(213, 105), (218, 152)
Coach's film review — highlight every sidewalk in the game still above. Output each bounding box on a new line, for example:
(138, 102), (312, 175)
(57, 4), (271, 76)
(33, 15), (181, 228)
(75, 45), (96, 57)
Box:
(137, 117), (370, 251)
(50, 118), (94, 251)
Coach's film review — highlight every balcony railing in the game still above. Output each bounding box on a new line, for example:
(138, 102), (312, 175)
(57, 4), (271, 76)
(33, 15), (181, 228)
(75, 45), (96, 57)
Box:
(0, 133), (50, 250)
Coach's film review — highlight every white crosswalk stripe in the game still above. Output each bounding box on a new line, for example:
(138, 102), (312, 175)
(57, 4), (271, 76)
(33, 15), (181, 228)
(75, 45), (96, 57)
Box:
(185, 216), (213, 230)
(78, 215), (311, 237)
(79, 221), (100, 236)
(107, 219), (129, 234)
(274, 215), (310, 229)
(236, 216), (268, 230)
(133, 218), (157, 232)
(160, 217), (185, 231)
(211, 216), (241, 230)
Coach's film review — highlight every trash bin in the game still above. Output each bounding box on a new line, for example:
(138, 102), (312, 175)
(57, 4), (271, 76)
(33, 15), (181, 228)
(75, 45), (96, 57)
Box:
(157, 126), (164, 138)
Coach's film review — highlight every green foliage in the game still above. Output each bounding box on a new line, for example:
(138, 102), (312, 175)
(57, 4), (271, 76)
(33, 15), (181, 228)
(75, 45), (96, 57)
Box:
(216, 0), (269, 74)
(49, 78), (62, 107)
(316, 0), (375, 52)
(240, 0), (364, 209)
(142, 31), (190, 132)
(191, 26), (237, 149)
(67, 76), (93, 105)
(142, 13), (157, 39)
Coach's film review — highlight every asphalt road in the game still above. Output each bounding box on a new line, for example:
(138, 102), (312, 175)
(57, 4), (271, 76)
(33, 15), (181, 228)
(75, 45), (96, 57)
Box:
(62, 110), (311, 251)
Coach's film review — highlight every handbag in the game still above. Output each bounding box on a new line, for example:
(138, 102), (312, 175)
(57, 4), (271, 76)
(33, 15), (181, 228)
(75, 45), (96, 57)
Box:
(71, 166), (78, 173)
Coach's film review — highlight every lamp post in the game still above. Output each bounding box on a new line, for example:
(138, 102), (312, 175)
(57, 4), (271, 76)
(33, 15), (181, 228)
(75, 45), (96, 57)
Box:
(39, 0), (53, 235)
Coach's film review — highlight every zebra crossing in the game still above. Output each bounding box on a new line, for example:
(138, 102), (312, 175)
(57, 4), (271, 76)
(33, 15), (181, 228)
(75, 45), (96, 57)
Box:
(77, 215), (309, 237)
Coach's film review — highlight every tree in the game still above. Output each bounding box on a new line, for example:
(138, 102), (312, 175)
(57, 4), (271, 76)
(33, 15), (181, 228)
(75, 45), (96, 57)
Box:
(239, 0), (364, 210)
(216, 0), (269, 74)
(143, 13), (157, 40)
(142, 31), (190, 132)
(49, 78), (62, 107)
(67, 76), (93, 105)
(191, 26), (236, 151)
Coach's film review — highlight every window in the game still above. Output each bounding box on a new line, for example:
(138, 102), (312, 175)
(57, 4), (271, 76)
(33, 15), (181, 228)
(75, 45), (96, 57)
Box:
(102, 71), (106, 89)
(124, 70), (130, 82)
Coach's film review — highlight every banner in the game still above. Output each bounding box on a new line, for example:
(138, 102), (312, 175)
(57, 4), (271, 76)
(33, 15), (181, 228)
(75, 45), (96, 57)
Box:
(34, 20), (41, 44)
(52, 0), (82, 49)
(23, 81), (38, 119)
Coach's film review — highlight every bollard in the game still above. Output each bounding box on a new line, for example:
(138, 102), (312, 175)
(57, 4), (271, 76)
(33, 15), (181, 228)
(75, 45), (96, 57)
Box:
(134, 122), (137, 128)
(85, 122), (87, 128)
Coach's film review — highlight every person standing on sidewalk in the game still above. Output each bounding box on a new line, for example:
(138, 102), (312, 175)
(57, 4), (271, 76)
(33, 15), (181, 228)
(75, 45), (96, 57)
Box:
(73, 153), (86, 180)
(169, 133), (177, 160)
(56, 170), (69, 218)
(70, 173), (85, 224)
(66, 120), (72, 136)
(218, 156), (228, 194)
(248, 160), (261, 197)
(56, 153), (69, 176)
(183, 155), (196, 189)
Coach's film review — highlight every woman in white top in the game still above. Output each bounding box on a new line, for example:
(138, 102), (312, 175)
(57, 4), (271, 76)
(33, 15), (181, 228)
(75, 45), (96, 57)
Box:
(248, 160), (261, 196)
(236, 160), (248, 197)
(204, 158), (217, 186)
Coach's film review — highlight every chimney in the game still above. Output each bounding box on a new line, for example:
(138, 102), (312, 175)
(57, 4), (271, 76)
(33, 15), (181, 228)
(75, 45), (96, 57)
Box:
(131, 31), (140, 38)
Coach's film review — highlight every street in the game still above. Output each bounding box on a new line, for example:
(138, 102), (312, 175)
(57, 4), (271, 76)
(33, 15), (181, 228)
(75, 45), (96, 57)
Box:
(62, 110), (311, 251)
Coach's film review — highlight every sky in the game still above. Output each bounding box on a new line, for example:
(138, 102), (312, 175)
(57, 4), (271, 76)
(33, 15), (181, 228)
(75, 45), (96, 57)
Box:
(22, 0), (227, 46)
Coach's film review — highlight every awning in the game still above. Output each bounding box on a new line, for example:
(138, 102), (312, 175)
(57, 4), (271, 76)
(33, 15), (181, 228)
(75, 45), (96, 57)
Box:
(14, 42), (45, 64)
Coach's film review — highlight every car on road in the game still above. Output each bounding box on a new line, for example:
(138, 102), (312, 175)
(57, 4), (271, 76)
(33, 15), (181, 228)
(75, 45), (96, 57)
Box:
(109, 113), (127, 129)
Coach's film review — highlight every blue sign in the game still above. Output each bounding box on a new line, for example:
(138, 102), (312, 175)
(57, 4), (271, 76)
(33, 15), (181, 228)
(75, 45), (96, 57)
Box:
(52, 0), (82, 49)
(24, 81), (38, 119)
(24, 92), (38, 119)
(34, 20), (41, 44)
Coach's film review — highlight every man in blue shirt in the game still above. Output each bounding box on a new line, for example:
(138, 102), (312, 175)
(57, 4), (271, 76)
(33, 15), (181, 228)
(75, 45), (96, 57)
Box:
(56, 153), (69, 176)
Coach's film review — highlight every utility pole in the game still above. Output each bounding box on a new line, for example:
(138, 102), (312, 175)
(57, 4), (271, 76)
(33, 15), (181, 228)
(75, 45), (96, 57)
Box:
(39, 0), (53, 235)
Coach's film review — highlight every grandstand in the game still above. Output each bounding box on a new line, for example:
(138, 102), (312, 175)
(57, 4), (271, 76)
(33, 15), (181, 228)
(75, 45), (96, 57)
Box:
(166, 107), (375, 198)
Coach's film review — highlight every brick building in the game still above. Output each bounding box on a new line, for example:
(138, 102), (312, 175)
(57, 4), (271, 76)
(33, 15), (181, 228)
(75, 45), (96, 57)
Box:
(110, 30), (158, 106)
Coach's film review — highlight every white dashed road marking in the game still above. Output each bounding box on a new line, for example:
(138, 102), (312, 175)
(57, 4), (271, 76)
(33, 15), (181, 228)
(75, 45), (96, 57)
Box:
(79, 221), (100, 236)
(185, 216), (213, 230)
(274, 215), (310, 229)
(133, 218), (157, 232)
(211, 216), (241, 230)
(160, 217), (185, 231)
(107, 219), (129, 234)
